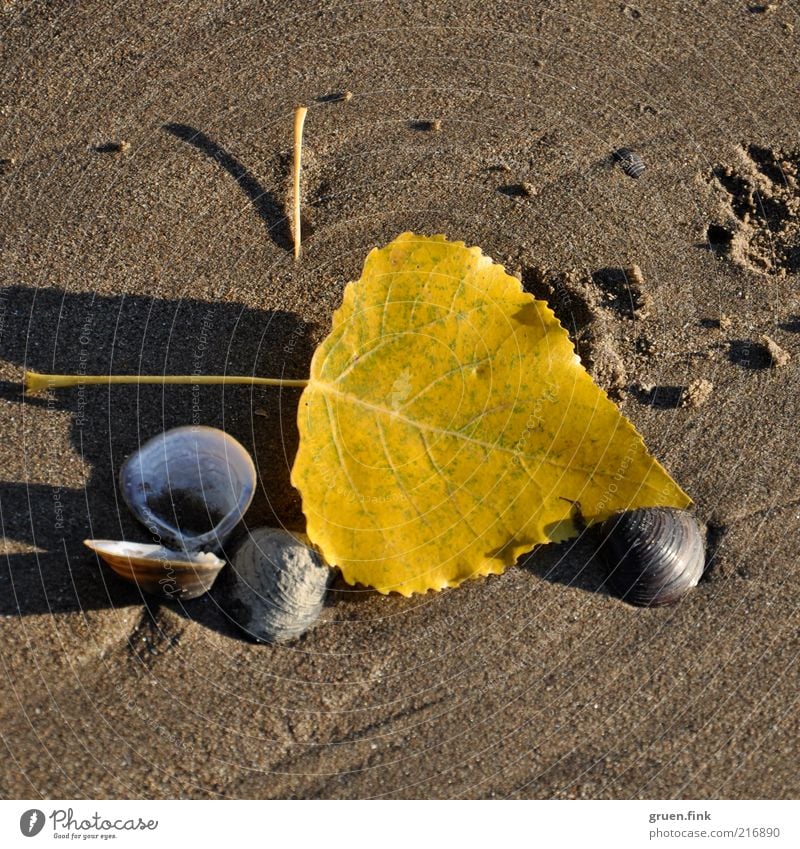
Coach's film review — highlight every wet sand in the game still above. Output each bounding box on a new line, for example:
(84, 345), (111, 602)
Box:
(1, 1), (799, 798)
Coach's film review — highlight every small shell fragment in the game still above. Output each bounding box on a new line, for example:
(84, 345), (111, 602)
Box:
(84, 539), (224, 600)
(613, 147), (646, 179)
(224, 528), (332, 643)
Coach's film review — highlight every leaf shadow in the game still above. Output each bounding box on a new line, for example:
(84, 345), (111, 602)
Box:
(518, 532), (612, 598)
(0, 284), (314, 634)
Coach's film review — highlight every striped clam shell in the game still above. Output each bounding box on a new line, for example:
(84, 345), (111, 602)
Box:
(595, 508), (705, 606)
(613, 147), (646, 179)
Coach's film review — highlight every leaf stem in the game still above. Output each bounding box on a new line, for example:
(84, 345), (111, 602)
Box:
(24, 371), (308, 395)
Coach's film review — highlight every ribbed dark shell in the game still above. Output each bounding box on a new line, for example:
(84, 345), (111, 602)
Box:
(596, 508), (705, 606)
(613, 147), (646, 179)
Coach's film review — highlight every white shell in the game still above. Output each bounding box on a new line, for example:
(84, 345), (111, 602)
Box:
(119, 426), (256, 553)
(224, 528), (332, 643)
(84, 539), (225, 600)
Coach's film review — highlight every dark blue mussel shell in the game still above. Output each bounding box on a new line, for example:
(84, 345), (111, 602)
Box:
(595, 508), (705, 606)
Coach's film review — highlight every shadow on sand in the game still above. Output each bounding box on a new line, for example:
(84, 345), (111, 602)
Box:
(0, 283), (315, 639)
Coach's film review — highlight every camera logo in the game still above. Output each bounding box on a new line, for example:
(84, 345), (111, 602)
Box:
(19, 809), (46, 837)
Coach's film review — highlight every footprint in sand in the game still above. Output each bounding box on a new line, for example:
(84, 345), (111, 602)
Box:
(707, 143), (800, 276)
(521, 265), (652, 399)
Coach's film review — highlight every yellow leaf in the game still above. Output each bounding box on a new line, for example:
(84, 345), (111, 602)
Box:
(291, 233), (690, 595)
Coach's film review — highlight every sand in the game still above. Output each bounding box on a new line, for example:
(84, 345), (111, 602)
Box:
(1, 0), (799, 798)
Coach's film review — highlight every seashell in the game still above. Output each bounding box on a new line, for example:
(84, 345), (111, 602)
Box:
(119, 426), (256, 553)
(84, 539), (225, 600)
(595, 508), (705, 606)
(223, 528), (332, 643)
(613, 147), (646, 179)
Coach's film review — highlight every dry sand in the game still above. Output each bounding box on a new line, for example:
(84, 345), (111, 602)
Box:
(1, 0), (800, 798)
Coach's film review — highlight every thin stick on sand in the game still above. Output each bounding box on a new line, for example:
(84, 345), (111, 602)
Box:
(24, 371), (308, 395)
(292, 105), (308, 260)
